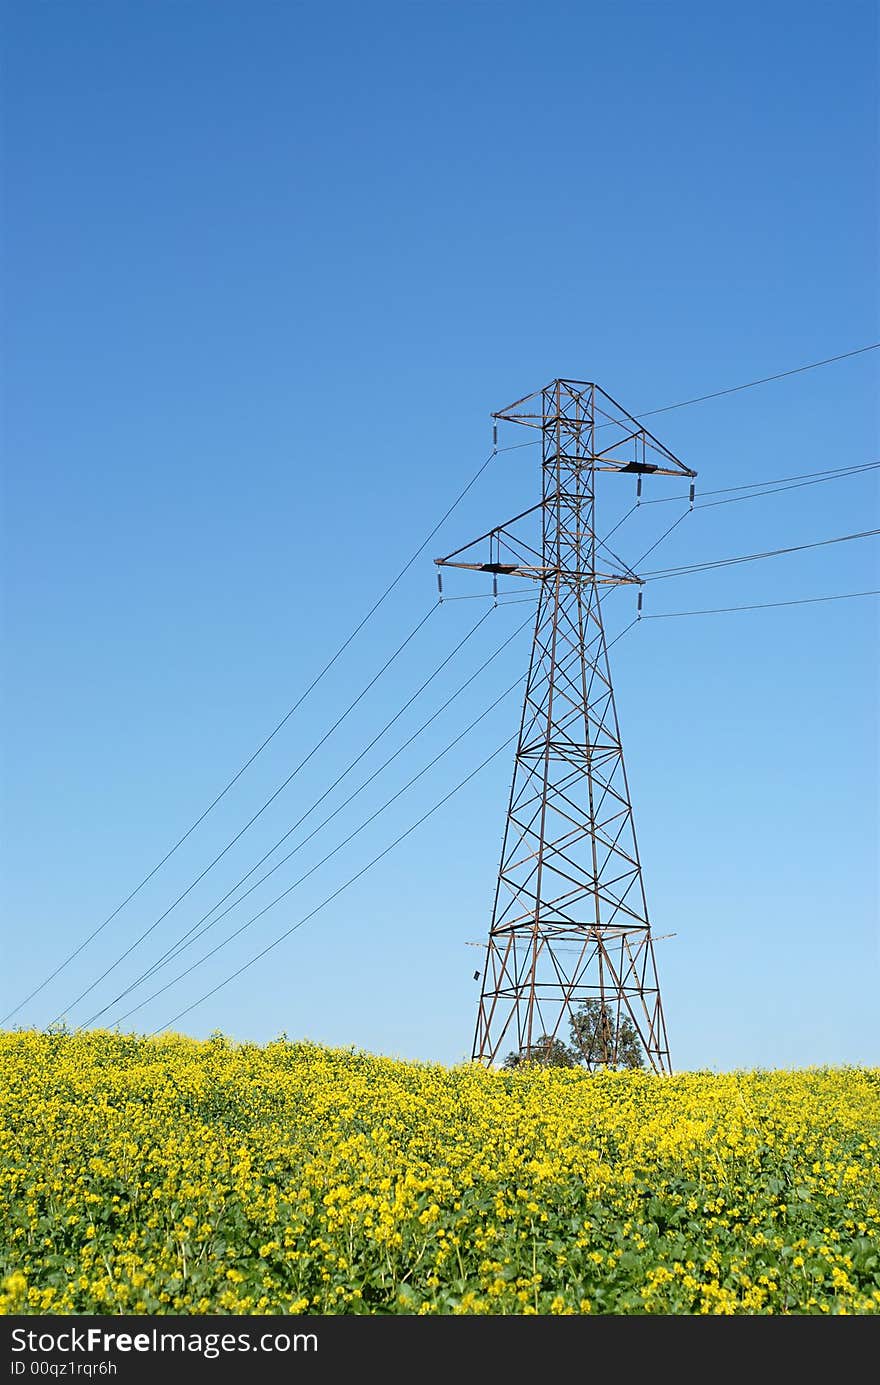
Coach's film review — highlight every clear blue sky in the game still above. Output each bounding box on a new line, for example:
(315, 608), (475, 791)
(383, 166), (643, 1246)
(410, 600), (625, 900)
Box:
(2, 0), (877, 1070)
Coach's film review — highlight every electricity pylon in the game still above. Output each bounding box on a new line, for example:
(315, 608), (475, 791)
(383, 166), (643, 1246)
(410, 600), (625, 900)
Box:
(436, 380), (696, 1071)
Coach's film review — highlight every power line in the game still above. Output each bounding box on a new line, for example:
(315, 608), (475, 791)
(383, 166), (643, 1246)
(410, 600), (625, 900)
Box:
(633, 344), (879, 422)
(46, 602), (440, 1026)
(631, 507), (692, 566)
(79, 606), (506, 1020)
(599, 503), (639, 546)
(697, 466), (880, 512)
(16, 345), (878, 1025)
(83, 613), (535, 1025)
(2, 448), (501, 1027)
(494, 347), (879, 448)
(478, 463), (879, 596)
(109, 678), (522, 1027)
(698, 458), (879, 498)
(137, 344), (877, 1028)
(642, 528), (880, 582)
(496, 438), (540, 453)
(641, 589), (880, 619)
(552, 344), (880, 438)
(611, 462), (879, 582)
(640, 459), (880, 508)
(438, 587), (535, 602)
(606, 617), (640, 652)
(147, 732), (521, 1036)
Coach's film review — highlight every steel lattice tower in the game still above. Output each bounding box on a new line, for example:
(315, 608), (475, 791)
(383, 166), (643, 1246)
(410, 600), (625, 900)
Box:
(436, 380), (696, 1071)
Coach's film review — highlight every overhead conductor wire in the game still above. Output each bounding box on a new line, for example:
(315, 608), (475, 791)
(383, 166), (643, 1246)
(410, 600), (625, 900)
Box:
(109, 673), (525, 1026)
(150, 730), (520, 1035)
(48, 602), (442, 1024)
(642, 528), (880, 582)
(4, 445), (504, 1025)
(86, 610), (535, 1024)
(11, 342), (878, 1023)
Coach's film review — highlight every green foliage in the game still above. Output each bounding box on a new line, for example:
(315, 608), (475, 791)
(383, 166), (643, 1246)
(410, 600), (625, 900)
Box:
(569, 1000), (645, 1071)
(1, 1032), (879, 1316)
(502, 1000), (646, 1071)
(502, 1035), (577, 1069)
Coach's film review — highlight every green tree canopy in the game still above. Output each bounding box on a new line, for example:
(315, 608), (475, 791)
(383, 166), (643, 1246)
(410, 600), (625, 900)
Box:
(569, 999), (645, 1070)
(501, 1034), (577, 1069)
(502, 1001), (645, 1071)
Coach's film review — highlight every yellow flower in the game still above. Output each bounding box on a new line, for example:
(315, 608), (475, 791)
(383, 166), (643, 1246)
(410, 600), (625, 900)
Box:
(0, 1030), (877, 1316)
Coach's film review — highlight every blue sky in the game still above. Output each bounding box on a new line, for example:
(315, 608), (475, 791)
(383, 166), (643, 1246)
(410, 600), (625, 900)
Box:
(2, 0), (877, 1070)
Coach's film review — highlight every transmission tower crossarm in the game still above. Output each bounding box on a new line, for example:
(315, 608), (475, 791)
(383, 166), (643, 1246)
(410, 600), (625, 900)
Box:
(436, 559), (641, 585)
(435, 502), (545, 564)
(492, 379), (697, 478)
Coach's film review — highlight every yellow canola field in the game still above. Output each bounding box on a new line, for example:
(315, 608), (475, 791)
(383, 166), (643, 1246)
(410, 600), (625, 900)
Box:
(1, 1031), (878, 1315)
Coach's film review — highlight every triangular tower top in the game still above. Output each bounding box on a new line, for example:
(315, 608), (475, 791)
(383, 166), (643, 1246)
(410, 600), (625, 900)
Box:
(436, 379), (696, 586)
(493, 378), (696, 479)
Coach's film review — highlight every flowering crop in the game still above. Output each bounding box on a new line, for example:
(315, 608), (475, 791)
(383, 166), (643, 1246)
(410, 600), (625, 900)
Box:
(1, 1031), (878, 1314)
